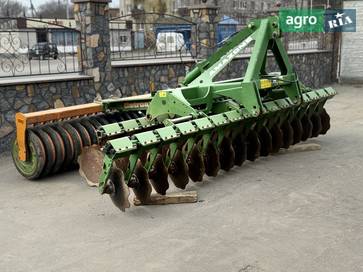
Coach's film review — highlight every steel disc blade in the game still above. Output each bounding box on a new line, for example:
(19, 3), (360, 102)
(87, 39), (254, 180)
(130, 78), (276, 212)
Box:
(80, 118), (98, 145)
(291, 118), (303, 145)
(62, 123), (83, 164)
(34, 127), (56, 177)
(105, 167), (130, 212)
(132, 160), (152, 203)
(270, 125), (283, 153)
(78, 145), (104, 187)
(219, 136), (235, 171)
(311, 113), (322, 137)
(320, 108), (331, 135)
(301, 115), (313, 141)
(168, 149), (189, 189)
(232, 134), (246, 167)
(258, 126), (272, 157)
(281, 120), (294, 149)
(42, 126), (65, 174)
(52, 124), (74, 169)
(71, 121), (92, 147)
(204, 141), (220, 177)
(187, 144), (205, 182)
(148, 154), (169, 195)
(247, 130), (261, 161)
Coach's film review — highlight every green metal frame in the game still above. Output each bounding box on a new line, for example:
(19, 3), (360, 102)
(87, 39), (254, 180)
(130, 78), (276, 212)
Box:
(97, 16), (336, 193)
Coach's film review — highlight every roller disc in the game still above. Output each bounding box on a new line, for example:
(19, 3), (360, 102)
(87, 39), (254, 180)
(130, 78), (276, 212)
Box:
(88, 116), (103, 130)
(204, 141), (220, 177)
(168, 149), (189, 189)
(291, 118), (303, 145)
(78, 145), (104, 187)
(320, 108), (331, 135)
(11, 129), (46, 180)
(52, 123), (74, 170)
(71, 121), (92, 147)
(301, 115), (313, 141)
(281, 120), (294, 149)
(148, 154), (169, 195)
(103, 167), (130, 212)
(62, 123), (83, 164)
(42, 126), (65, 174)
(247, 130), (260, 161)
(258, 126), (272, 157)
(232, 134), (246, 167)
(270, 125), (283, 153)
(80, 118), (98, 145)
(219, 136), (235, 171)
(187, 143), (205, 182)
(94, 114), (109, 125)
(131, 160), (152, 203)
(310, 113), (322, 137)
(34, 127), (56, 177)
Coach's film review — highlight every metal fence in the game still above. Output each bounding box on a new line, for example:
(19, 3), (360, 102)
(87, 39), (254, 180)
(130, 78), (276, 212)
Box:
(110, 14), (195, 61)
(214, 23), (333, 56)
(0, 18), (81, 78)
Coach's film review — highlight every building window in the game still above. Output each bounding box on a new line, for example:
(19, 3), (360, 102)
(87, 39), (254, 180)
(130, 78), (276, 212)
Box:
(239, 0), (247, 10)
(251, 1), (255, 10)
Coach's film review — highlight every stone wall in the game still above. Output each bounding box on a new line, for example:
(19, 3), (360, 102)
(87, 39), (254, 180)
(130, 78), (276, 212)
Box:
(0, 50), (334, 154)
(0, 78), (96, 153)
(111, 51), (334, 97)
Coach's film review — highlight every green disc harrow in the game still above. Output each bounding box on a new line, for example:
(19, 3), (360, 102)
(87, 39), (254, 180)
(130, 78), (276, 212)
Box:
(12, 16), (336, 211)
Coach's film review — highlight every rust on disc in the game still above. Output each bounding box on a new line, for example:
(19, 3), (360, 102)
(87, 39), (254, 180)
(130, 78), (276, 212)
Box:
(258, 126), (273, 157)
(204, 141), (220, 177)
(187, 143), (205, 182)
(232, 133), (246, 167)
(78, 145), (104, 187)
(270, 125), (283, 153)
(281, 120), (294, 149)
(219, 136), (235, 171)
(148, 154), (169, 195)
(132, 160), (152, 203)
(106, 167), (130, 212)
(320, 108), (331, 135)
(168, 149), (189, 189)
(301, 115), (313, 141)
(291, 118), (303, 145)
(247, 130), (261, 161)
(311, 113), (322, 137)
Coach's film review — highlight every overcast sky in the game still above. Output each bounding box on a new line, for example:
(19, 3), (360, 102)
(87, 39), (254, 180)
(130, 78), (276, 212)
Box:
(30, 0), (119, 8)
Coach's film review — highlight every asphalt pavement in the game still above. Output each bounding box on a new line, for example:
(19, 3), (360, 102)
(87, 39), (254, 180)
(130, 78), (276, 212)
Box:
(0, 84), (362, 272)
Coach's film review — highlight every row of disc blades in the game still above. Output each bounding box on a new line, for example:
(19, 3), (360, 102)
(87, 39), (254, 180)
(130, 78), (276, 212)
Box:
(105, 108), (331, 211)
(13, 111), (144, 180)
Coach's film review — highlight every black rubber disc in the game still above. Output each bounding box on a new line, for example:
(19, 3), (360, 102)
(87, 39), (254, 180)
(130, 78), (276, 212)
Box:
(11, 129), (46, 180)
(33, 127), (56, 177)
(247, 130), (261, 161)
(42, 125), (65, 174)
